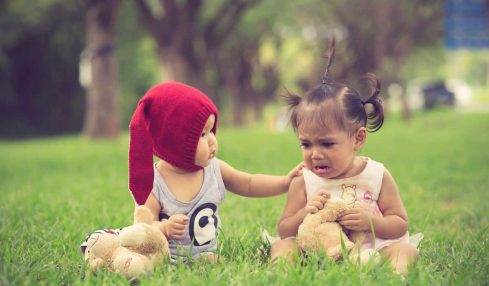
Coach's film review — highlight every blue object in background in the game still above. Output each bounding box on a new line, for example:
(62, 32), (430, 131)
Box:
(444, 0), (489, 50)
(422, 81), (455, 109)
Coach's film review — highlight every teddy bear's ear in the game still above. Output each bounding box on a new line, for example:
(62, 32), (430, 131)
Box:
(134, 205), (154, 224)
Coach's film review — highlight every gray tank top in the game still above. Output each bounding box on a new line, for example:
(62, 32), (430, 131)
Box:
(152, 158), (226, 258)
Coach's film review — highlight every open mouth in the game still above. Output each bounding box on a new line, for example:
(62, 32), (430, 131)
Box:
(313, 165), (331, 175)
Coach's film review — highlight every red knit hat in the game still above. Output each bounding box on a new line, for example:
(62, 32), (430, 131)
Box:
(128, 81), (218, 205)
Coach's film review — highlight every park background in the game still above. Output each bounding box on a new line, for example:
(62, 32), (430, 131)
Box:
(1, 0), (488, 285)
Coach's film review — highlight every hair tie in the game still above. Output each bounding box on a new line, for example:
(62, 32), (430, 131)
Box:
(363, 101), (375, 115)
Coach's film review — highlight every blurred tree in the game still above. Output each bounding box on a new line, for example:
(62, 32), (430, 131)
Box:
(82, 0), (121, 139)
(133, 0), (288, 125)
(213, 2), (284, 124)
(116, 1), (160, 128)
(0, 0), (85, 137)
(0, 0), (447, 137)
(298, 0), (443, 118)
(338, 0), (443, 119)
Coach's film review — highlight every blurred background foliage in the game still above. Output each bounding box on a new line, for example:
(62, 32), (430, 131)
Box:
(0, 0), (487, 138)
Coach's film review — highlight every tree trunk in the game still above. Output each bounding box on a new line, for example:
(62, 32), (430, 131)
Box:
(133, 0), (263, 125)
(82, 0), (120, 139)
(156, 46), (187, 81)
(231, 89), (245, 126)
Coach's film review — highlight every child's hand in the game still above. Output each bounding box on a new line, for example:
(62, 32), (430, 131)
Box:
(338, 206), (373, 232)
(304, 189), (330, 214)
(163, 214), (189, 240)
(286, 162), (304, 183)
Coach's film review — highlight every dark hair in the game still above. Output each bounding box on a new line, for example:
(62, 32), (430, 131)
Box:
(285, 41), (384, 135)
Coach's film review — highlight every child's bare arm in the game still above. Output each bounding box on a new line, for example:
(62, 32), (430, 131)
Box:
(144, 193), (188, 240)
(143, 193), (165, 232)
(218, 159), (302, 197)
(277, 177), (330, 238)
(339, 169), (408, 239)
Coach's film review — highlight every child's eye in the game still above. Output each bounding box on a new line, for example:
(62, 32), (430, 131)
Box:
(201, 132), (206, 137)
(322, 142), (335, 148)
(300, 142), (310, 149)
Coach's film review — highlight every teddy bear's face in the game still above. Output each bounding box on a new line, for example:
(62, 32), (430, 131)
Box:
(87, 233), (120, 260)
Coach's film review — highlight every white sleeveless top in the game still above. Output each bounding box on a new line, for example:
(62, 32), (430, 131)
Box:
(302, 157), (409, 250)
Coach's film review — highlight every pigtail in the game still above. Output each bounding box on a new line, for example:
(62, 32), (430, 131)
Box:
(283, 87), (303, 132)
(284, 88), (302, 109)
(361, 73), (384, 132)
(322, 39), (336, 85)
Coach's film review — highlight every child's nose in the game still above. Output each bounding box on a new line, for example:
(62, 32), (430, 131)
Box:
(208, 133), (217, 146)
(311, 148), (323, 159)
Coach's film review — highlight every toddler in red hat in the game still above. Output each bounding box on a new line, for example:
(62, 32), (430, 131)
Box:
(127, 81), (302, 262)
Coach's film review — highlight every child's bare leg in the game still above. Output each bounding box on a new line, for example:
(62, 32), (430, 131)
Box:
(199, 253), (219, 263)
(380, 242), (419, 274)
(270, 239), (298, 266)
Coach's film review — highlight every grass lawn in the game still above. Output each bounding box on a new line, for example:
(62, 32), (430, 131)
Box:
(1, 110), (488, 285)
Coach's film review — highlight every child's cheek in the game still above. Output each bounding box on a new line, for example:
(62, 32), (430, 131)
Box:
(303, 160), (314, 171)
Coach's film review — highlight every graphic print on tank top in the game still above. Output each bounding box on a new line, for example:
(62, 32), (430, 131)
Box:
(341, 184), (362, 208)
(189, 203), (218, 246)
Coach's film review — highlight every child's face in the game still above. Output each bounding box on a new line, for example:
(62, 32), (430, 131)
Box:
(298, 123), (364, 179)
(195, 114), (218, 168)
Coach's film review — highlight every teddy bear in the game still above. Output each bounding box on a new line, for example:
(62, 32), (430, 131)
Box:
(297, 196), (382, 264)
(84, 205), (170, 280)
(297, 197), (355, 260)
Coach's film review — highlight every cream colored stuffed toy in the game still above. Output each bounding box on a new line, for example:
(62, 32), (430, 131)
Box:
(297, 197), (355, 260)
(84, 205), (170, 279)
(297, 197), (381, 264)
